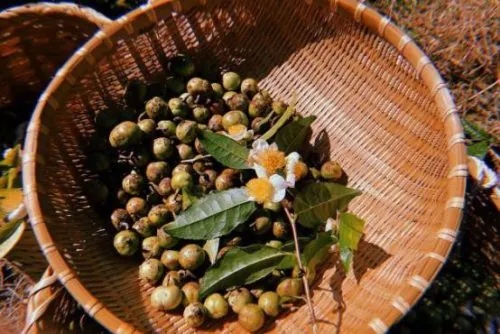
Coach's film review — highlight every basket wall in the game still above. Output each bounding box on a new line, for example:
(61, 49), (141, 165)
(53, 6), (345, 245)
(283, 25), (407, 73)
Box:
(23, 0), (466, 333)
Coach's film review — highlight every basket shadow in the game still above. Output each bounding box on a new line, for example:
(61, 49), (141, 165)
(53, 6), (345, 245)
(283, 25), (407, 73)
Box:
(353, 238), (391, 284)
(310, 239), (391, 332)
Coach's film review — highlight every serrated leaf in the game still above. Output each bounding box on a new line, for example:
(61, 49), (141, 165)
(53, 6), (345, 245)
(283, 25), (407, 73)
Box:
(293, 182), (361, 228)
(199, 245), (294, 298)
(275, 116), (316, 154)
(339, 212), (365, 251)
(0, 220), (26, 258)
(303, 232), (337, 268)
(340, 247), (353, 273)
(203, 238), (220, 264)
(260, 102), (295, 141)
(199, 130), (250, 169)
(463, 119), (491, 141)
(467, 141), (490, 159)
(164, 188), (256, 240)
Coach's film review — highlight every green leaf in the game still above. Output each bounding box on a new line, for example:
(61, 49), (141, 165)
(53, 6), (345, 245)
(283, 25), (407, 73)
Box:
(467, 140), (490, 159)
(463, 119), (491, 142)
(303, 232), (337, 268)
(199, 130), (250, 169)
(293, 182), (361, 228)
(463, 119), (492, 159)
(275, 116), (316, 154)
(340, 247), (353, 273)
(199, 245), (294, 298)
(203, 238), (220, 265)
(260, 103), (295, 141)
(164, 188), (256, 240)
(339, 212), (365, 251)
(280, 237), (310, 252)
(0, 220), (26, 258)
(182, 187), (200, 210)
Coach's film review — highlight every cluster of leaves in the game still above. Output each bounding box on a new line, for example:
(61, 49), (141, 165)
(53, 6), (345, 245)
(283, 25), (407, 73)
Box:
(166, 111), (365, 294)
(463, 119), (495, 159)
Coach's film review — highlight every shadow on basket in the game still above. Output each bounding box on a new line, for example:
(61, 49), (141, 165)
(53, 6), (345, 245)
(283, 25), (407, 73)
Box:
(22, 0), (467, 333)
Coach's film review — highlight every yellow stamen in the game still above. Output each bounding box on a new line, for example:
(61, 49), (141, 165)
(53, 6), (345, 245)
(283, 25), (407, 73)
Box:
(246, 178), (274, 204)
(294, 161), (308, 181)
(255, 150), (286, 175)
(228, 124), (247, 136)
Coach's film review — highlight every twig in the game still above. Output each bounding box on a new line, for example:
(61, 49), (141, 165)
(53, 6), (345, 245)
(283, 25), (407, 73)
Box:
(283, 206), (318, 334)
(180, 154), (212, 164)
(467, 80), (498, 101)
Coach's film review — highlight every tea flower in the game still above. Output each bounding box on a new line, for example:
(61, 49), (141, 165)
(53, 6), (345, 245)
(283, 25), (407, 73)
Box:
(285, 152), (308, 187)
(223, 124), (253, 142)
(245, 174), (288, 204)
(248, 139), (286, 177)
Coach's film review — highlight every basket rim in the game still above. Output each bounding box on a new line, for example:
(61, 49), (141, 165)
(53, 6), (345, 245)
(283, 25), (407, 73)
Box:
(0, 2), (111, 28)
(22, 0), (467, 333)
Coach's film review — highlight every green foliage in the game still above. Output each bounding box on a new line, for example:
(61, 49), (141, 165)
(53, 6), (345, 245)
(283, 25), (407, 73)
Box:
(199, 131), (250, 169)
(293, 182), (361, 228)
(164, 188), (256, 240)
(199, 245), (294, 298)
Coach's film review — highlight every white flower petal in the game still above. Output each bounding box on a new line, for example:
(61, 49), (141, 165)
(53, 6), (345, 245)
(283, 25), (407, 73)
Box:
(270, 174), (288, 202)
(272, 188), (287, 203)
(325, 218), (335, 232)
(286, 174), (296, 188)
(285, 152), (300, 188)
(253, 164), (268, 178)
(269, 142), (279, 151)
(251, 139), (269, 153)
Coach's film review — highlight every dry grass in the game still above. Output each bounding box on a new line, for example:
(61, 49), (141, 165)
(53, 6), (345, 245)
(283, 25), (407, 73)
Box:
(0, 260), (33, 334)
(369, 0), (499, 139)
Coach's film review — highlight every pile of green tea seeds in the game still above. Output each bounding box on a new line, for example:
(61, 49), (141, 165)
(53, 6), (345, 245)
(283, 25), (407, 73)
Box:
(87, 55), (349, 332)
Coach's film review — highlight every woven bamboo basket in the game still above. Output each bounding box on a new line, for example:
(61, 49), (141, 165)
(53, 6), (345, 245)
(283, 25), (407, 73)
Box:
(0, 3), (110, 333)
(23, 0), (467, 333)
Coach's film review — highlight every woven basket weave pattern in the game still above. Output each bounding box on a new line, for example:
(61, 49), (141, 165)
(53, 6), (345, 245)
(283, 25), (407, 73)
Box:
(0, 4), (111, 333)
(23, 0), (466, 333)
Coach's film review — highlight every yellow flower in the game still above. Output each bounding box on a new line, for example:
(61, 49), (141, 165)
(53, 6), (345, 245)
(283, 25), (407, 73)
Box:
(245, 174), (288, 204)
(248, 139), (286, 177)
